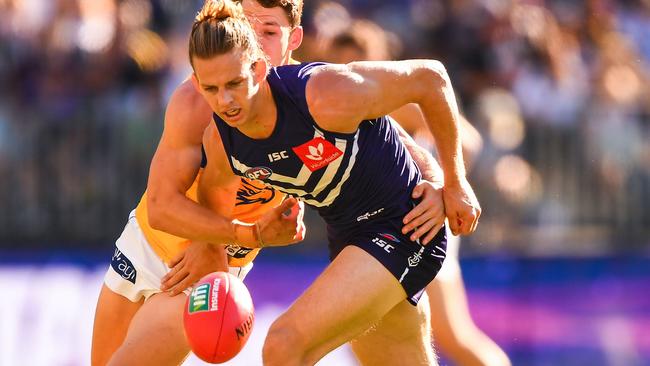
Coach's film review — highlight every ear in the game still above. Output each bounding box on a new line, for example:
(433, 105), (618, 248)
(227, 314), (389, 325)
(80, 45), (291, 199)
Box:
(288, 26), (304, 52)
(252, 59), (268, 84)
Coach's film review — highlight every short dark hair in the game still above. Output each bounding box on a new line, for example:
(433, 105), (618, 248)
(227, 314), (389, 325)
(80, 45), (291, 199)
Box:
(253, 0), (303, 28)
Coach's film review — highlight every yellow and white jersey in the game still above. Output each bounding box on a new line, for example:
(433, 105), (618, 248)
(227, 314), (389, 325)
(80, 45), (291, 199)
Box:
(134, 172), (284, 267)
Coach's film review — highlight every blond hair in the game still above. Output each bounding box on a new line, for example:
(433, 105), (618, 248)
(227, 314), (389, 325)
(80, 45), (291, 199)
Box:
(189, 0), (265, 67)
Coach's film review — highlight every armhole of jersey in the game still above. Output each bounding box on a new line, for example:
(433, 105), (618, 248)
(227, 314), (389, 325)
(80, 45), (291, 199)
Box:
(212, 113), (239, 177)
(200, 144), (207, 168)
(272, 62), (327, 132)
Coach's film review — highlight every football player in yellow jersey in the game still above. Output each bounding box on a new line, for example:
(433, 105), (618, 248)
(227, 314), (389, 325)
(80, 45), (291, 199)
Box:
(90, 1), (307, 364)
(91, 1), (451, 365)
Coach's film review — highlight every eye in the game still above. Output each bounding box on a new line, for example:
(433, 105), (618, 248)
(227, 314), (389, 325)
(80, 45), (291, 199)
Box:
(227, 79), (243, 88)
(204, 86), (217, 93)
(264, 31), (277, 36)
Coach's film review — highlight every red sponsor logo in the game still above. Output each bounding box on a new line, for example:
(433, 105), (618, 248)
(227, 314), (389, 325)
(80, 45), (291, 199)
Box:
(292, 137), (343, 172)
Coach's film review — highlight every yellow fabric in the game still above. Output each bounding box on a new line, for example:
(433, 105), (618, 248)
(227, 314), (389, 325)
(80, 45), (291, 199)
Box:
(135, 174), (283, 267)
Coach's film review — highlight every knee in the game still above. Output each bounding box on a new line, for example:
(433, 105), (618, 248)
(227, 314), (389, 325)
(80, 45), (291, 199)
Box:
(262, 319), (306, 366)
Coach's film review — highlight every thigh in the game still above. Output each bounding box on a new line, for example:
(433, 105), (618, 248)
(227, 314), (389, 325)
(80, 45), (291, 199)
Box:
(91, 285), (143, 366)
(350, 294), (436, 366)
(272, 245), (409, 364)
(350, 293), (436, 366)
(427, 268), (475, 347)
(108, 292), (190, 366)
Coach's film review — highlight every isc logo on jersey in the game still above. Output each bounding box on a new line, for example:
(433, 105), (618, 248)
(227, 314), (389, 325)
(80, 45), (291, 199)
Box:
(292, 137), (343, 172)
(244, 167), (272, 180)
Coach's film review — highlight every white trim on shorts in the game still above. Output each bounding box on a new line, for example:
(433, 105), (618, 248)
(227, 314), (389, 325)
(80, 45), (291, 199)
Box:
(103, 210), (253, 302)
(436, 225), (460, 280)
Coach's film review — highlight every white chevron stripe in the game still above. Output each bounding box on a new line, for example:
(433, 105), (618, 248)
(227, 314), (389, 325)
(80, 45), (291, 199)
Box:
(310, 137), (348, 197)
(229, 129), (356, 208)
(231, 156), (312, 185)
(320, 131), (359, 205)
(230, 156), (329, 207)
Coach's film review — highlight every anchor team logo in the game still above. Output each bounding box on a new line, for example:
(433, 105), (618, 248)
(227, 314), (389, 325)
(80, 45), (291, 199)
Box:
(408, 247), (426, 267)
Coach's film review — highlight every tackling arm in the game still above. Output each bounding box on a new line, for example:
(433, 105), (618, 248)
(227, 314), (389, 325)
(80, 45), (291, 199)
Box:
(146, 81), (242, 245)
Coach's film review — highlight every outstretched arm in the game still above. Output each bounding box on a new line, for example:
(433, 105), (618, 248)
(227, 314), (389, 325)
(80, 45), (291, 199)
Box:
(146, 80), (243, 244)
(307, 60), (481, 235)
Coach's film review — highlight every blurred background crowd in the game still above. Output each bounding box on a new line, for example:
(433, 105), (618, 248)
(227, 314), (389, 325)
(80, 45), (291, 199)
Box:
(1, 0), (648, 255)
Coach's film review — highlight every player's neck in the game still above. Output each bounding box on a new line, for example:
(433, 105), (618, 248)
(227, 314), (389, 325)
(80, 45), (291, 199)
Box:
(239, 81), (277, 140)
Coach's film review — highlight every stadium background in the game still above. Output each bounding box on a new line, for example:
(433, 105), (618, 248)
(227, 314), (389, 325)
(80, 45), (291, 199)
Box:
(0, 0), (648, 365)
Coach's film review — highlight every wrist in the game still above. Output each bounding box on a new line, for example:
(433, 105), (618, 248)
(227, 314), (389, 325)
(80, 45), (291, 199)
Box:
(232, 221), (258, 248)
(443, 168), (466, 187)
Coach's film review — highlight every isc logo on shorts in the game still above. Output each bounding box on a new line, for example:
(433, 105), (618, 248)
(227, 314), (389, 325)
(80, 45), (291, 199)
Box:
(372, 237), (394, 253)
(292, 137), (343, 172)
(111, 248), (137, 284)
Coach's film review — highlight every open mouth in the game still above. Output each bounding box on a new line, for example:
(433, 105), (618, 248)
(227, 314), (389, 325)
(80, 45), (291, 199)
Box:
(224, 108), (241, 118)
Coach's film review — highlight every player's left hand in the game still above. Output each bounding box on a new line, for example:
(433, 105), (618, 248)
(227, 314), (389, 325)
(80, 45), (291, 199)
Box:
(161, 241), (229, 296)
(402, 180), (445, 244)
(443, 177), (481, 236)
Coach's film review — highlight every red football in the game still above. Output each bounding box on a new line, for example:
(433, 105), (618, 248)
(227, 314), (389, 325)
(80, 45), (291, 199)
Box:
(183, 272), (255, 363)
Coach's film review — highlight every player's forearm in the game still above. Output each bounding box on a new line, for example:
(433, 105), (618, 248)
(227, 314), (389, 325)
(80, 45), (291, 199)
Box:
(404, 139), (444, 185)
(150, 194), (262, 248)
(394, 121), (444, 184)
(148, 192), (237, 243)
(415, 61), (466, 185)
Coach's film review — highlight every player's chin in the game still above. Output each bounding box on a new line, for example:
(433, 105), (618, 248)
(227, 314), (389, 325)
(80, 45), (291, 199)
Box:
(220, 109), (245, 126)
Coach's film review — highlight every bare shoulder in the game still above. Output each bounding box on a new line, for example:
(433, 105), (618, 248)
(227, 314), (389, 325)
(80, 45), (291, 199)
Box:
(305, 64), (369, 132)
(306, 64), (363, 104)
(163, 79), (214, 145)
(202, 123), (222, 152)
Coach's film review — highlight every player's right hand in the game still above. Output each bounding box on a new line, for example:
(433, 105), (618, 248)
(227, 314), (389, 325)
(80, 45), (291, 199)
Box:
(442, 178), (481, 236)
(161, 241), (228, 296)
(256, 196), (306, 247)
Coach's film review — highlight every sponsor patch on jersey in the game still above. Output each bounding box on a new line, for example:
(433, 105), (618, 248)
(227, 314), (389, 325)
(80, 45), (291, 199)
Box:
(292, 137), (343, 172)
(244, 166), (273, 181)
(188, 283), (211, 313)
(110, 248), (137, 284)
